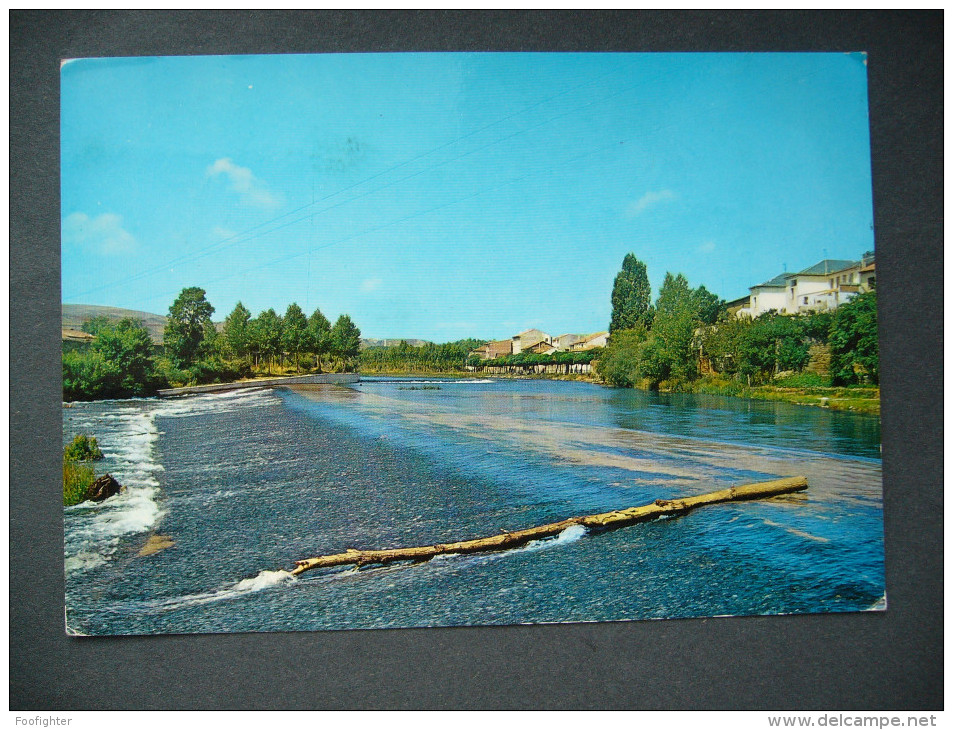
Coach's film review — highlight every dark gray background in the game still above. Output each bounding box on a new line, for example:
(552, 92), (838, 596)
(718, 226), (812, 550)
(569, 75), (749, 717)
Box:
(10, 11), (942, 710)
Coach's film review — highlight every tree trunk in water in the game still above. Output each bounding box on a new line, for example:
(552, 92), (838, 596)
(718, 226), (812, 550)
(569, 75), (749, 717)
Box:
(291, 476), (808, 576)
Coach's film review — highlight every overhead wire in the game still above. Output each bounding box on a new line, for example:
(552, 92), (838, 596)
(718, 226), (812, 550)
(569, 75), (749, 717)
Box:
(64, 61), (636, 303)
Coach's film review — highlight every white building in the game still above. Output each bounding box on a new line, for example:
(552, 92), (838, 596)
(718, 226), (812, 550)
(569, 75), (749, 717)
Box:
(741, 254), (875, 318)
(784, 259), (858, 313)
(745, 273), (792, 317)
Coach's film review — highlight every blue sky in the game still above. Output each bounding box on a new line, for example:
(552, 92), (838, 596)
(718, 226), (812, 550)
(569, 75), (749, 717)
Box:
(61, 52), (874, 341)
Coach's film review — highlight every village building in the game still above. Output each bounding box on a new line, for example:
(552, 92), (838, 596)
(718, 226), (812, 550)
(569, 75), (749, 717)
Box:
(470, 329), (608, 360)
(470, 339), (513, 359)
(511, 329), (552, 354)
(554, 333), (586, 350)
(526, 340), (558, 355)
(743, 272), (793, 317)
(568, 331), (609, 351)
(61, 328), (95, 344)
(739, 253), (875, 318)
(783, 259), (857, 314)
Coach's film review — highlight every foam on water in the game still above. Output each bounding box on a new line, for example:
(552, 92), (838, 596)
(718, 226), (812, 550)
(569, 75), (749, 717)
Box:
(142, 570), (297, 611)
(418, 524), (589, 568)
(63, 388), (279, 575)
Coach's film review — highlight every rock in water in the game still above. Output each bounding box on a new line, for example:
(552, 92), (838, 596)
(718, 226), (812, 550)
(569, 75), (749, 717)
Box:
(86, 474), (122, 502)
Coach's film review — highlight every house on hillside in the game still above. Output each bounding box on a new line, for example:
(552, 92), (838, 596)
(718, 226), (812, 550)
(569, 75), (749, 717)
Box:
(470, 339), (514, 360)
(784, 259), (858, 314)
(859, 255), (876, 291)
(568, 331), (608, 351)
(744, 273), (792, 317)
(511, 329), (552, 354)
(525, 340), (558, 355)
(62, 328), (95, 344)
(554, 333), (586, 350)
(740, 254), (875, 318)
(724, 295), (751, 317)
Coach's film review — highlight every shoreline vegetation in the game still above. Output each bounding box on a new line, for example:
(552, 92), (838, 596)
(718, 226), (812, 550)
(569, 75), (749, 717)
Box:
(63, 251), (879, 416)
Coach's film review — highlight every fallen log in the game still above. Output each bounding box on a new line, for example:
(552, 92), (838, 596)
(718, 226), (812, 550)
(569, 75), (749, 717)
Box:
(291, 476), (808, 576)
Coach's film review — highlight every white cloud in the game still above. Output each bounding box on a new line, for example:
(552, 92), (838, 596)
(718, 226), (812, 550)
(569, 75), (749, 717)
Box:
(62, 212), (136, 255)
(360, 277), (383, 294)
(698, 240), (716, 254)
(206, 158), (281, 209)
(626, 189), (677, 217)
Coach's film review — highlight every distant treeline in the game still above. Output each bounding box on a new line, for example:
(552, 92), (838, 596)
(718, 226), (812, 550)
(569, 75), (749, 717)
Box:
(359, 339), (486, 373)
(598, 254), (878, 389)
(63, 286), (362, 401)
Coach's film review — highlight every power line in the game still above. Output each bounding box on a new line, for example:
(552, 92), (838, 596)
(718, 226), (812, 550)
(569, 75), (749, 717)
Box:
(126, 129), (634, 313)
(64, 62), (634, 303)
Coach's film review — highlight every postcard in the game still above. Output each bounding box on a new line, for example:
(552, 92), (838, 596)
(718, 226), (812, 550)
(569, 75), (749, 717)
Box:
(61, 52), (882, 636)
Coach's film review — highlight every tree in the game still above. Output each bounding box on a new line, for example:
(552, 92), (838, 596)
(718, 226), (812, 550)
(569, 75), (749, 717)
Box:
(691, 285), (725, 326)
(644, 273), (698, 383)
(700, 313), (751, 375)
(164, 287), (215, 368)
(609, 253), (652, 333)
(282, 303), (308, 372)
(330, 314), (361, 371)
(736, 312), (810, 383)
(306, 308), (332, 371)
(829, 290), (878, 385)
(251, 308), (283, 374)
(92, 318), (156, 394)
(64, 317), (157, 399)
(223, 301), (251, 362)
(595, 326), (649, 387)
(81, 315), (111, 337)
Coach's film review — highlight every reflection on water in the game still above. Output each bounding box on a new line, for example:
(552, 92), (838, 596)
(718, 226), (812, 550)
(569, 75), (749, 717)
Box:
(63, 377), (884, 635)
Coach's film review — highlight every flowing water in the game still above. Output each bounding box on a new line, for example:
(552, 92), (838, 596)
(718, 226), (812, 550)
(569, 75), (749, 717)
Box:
(62, 378), (884, 636)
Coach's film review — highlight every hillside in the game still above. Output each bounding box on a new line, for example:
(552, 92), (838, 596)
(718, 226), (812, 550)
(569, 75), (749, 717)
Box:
(62, 304), (168, 343)
(63, 305), (427, 349)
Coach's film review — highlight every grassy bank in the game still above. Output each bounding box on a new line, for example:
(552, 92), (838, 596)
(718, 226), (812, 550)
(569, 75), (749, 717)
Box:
(659, 377), (880, 415)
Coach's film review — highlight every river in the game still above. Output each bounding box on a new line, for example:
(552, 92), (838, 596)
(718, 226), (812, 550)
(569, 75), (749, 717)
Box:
(62, 377), (884, 635)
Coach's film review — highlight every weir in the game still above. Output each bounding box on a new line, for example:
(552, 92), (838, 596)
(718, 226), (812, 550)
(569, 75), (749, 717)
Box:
(157, 372), (360, 397)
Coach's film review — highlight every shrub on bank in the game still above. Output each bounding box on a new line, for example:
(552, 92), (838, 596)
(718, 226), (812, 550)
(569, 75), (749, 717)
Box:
(64, 434), (103, 462)
(63, 460), (96, 506)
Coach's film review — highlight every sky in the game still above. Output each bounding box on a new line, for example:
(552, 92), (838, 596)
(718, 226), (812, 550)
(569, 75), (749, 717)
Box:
(61, 52), (874, 341)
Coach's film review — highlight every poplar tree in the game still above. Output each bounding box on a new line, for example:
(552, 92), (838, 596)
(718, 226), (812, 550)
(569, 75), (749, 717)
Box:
(609, 253), (652, 333)
(307, 308), (331, 371)
(330, 314), (362, 371)
(223, 301), (251, 362)
(282, 303), (308, 372)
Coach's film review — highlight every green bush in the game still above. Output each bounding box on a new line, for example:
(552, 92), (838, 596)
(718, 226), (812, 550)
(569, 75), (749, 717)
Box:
(64, 434), (103, 462)
(774, 371), (830, 388)
(595, 327), (649, 387)
(830, 290), (878, 385)
(63, 459), (95, 506)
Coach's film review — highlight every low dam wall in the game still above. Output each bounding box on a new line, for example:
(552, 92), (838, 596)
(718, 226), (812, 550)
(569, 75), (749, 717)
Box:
(158, 373), (360, 397)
